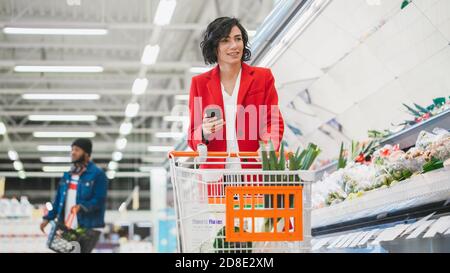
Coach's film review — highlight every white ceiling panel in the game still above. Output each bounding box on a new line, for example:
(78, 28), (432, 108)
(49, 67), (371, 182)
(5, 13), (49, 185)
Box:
(288, 14), (359, 70)
(320, 0), (401, 40)
(277, 78), (317, 107)
(398, 47), (450, 104)
(421, 0), (450, 27)
(282, 104), (324, 136)
(437, 18), (450, 41)
(308, 73), (355, 115)
(384, 30), (448, 75)
(364, 4), (424, 61)
(357, 80), (411, 131)
(413, 0), (442, 12)
(335, 104), (373, 141)
(271, 46), (323, 86)
(327, 44), (396, 103)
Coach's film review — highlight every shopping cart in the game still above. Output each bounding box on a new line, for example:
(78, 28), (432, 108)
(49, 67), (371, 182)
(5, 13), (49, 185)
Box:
(169, 148), (319, 253)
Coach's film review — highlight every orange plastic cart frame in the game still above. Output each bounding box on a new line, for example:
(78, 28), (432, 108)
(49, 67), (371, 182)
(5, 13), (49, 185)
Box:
(225, 186), (303, 242)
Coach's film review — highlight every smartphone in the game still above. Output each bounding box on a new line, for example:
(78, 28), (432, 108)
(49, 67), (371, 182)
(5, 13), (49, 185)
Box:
(205, 108), (222, 120)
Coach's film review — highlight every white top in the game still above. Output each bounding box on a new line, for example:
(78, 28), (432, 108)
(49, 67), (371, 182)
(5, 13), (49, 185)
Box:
(221, 68), (242, 170)
(65, 174), (79, 229)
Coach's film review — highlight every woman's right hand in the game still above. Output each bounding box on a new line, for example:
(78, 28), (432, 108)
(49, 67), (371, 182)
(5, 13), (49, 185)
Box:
(202, 116), (225, 138)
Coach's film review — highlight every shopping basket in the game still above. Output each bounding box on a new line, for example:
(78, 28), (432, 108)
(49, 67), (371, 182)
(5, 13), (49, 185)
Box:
(47, 210), (80, 253)
(168, 148), (318, 253)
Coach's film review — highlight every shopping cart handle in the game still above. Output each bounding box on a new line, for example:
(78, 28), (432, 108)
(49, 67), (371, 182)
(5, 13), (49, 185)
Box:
(168, 151), (290, 158)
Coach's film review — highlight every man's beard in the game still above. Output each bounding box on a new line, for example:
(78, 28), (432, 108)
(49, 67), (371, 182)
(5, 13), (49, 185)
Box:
(71, 153), (87, 174)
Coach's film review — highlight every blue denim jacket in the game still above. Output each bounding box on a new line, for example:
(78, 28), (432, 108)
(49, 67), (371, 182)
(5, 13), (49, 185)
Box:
(43, 161), (108, 228)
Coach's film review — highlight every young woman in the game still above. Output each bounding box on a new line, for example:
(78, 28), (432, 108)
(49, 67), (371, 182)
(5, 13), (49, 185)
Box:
(188, 17), (284, 169)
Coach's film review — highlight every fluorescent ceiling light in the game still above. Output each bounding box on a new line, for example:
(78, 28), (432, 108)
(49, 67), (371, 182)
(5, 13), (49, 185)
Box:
(112, 151), (123, 161)
(37, 145), (71, 152)
(8, 150), (19, 161)
(139, 166), (161, 172)
(33, 131), (96, 138)
(125, 102), (140, 118)
(14, 66), (104, 73)
(0, 122), (6, 134)
(67, 0), (81, 7)
(116, 138), (127, 150)
(40, 156), (72, 163)
(154, 0), (177, 26)
(106, 170), (116, 180)
(18, 170), (26, 179)
(141, 157), (167, 163)
(174, 94), (189, 101)
(108, 161), (118, 170)
(3, 27), (108, 35)
(42, 166), (71, 172)
(13, 161), (23, 171)
(141, 44), (160, 65)
(22, 93), (100, 100)
(155, 132), (184, 138)
(163, 116), (189, 122)
(119, 122), (133, 135)
(29, 115), (97, 121)
(147, 145), (174, 152)
(132, 78), (148, 95)
(189, 67), (211, 74)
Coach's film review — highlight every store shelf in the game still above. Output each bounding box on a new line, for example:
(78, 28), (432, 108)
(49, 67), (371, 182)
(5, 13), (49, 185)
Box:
(311, 213), (450, 252)
(312, 168), (450, 229)
(379, 109), (450, 149)
(0, 218), (51, 253)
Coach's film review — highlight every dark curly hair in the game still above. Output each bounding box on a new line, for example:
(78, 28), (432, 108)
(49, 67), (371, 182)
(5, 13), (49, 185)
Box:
(200, 17), (251, 65)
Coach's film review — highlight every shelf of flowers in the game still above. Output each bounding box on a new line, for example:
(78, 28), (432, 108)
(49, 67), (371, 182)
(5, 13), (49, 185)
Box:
(312, 128), (450, 228)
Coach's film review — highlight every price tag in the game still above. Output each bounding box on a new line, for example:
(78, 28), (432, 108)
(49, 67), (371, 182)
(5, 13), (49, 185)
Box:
(341, 232), (362, 248)
(374, 224), (408, 243)
(349, 231), (368, 248)
(402, 212), (435, 236)
(406, 220), (436, 239)
(423, 216), (450, 238)
(445, 227), (450, 235)
(335, 233), (354, 248)
(327, 235), (345, 249)
(312, 237), (332, 251)
(358, 229), (379, 246)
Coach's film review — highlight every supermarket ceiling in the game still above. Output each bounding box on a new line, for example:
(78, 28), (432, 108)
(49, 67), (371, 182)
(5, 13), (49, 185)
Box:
(0, 0), (274, 176)
(269, 0), (450, 159)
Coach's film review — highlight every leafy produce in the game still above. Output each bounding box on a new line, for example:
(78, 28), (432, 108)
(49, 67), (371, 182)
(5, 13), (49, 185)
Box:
(213, 226), (252, 253)
(422, 157), (444, 173)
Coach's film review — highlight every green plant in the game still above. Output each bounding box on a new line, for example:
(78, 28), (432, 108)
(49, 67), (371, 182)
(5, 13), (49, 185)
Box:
(287, 143), (321, 171)
(422, 157), (444, 173)
(345, 140), (377, 164)
(213, 226), (252, 253)
(61, 227), (87, 242)
(260, 140), (321, 172)
(401, 0), (411, 10)
(402, 103), (422, 117)
(338, 142), (347, 169)
(368, 129), (392, 139)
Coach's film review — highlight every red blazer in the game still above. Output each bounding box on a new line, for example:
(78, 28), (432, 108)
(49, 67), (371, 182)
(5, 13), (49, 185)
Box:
(187, 62), (284, 168)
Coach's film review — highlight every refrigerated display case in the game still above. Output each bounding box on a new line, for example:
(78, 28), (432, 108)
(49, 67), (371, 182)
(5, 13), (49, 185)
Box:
(309, 116), (450, 253)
